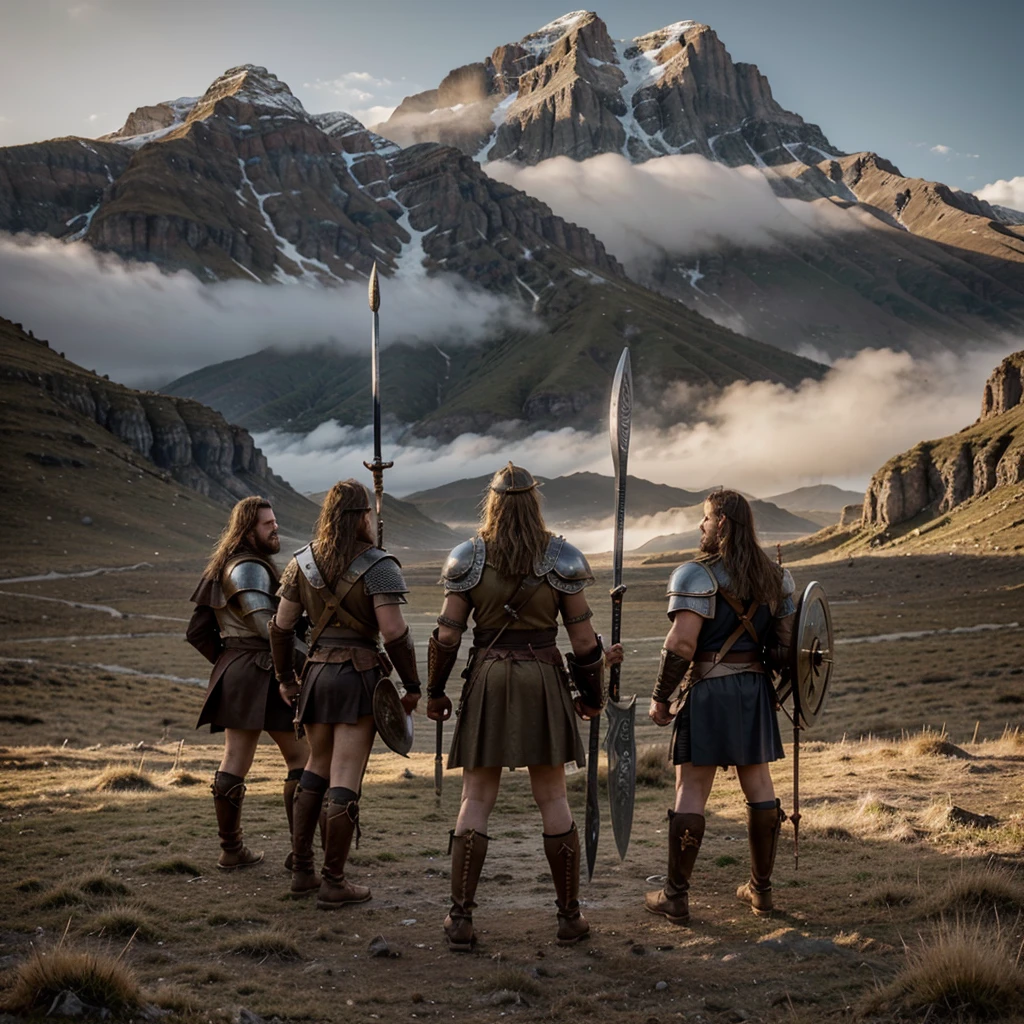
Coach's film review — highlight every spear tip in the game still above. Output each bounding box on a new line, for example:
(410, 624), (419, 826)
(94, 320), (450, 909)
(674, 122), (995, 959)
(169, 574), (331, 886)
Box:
(369, 261), (380, 313)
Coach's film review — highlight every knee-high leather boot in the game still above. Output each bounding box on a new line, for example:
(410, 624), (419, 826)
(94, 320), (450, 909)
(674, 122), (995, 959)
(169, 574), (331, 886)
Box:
(282, 768), (302, 871)
(543, 823), (590, 945)
(737, 799), (786, 916)
(289, 784), (324, 897)
(644, 810), (705, 924)
(317, 798), (371, 909)
(212, 771), (264, 870)
(444, 829), (489, 952)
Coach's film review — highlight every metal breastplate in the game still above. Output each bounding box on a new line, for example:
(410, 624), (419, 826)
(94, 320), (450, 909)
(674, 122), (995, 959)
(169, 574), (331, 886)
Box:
(214, 602), (261, 639)
(467, 565), (561, 632)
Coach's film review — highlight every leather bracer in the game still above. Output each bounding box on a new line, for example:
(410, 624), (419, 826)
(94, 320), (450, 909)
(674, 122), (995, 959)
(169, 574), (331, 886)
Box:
(267, 615), (297, 685)
(653, 648), (690, 703)
(383, 627), (421, 695)
(566, 643), (605, 710)
(427, 628), (461, 699)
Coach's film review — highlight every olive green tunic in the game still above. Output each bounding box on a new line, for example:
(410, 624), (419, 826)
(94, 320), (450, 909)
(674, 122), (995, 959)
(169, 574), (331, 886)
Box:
(447, 565), (585, 771)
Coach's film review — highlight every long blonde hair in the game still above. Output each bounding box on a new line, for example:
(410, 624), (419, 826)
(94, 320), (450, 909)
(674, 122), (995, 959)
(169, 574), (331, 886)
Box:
(312, 480), (373, 587)
(704, 489), (783, 607)
(479, 464), (551, 578)
(203, 496), (273, 579)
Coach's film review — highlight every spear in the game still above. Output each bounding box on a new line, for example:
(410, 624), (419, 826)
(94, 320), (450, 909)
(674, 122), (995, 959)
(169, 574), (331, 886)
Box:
(363, 262), (393, 548)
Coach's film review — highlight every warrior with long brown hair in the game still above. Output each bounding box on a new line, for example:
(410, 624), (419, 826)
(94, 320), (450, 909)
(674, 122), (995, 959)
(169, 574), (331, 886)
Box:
(645, 489), (795, 923)
(267, 480), (420, 908)
(426, 463), (623, 951)
(187, 496), (310, 871)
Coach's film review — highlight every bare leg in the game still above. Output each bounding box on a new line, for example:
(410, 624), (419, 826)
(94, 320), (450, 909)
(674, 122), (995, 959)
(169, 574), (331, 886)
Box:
(674, 762), (717, 814)
(302, 722), (334, 779)
(455, 766), (502, 835)
(219, 728), (261, 777)
(328, 716), (376, 790)
(736, 763), (776, 804)
(527, 763), (572, 835)
(269, 729), (308, 772)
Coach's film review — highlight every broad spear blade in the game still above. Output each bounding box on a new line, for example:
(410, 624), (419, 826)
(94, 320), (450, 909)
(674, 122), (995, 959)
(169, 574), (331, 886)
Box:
(604, 347), (635, 862)
(363, 262), (393, 548)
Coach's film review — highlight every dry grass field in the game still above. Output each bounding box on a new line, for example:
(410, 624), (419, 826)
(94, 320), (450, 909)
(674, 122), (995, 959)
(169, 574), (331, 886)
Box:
(1, 549), (1023, 1023)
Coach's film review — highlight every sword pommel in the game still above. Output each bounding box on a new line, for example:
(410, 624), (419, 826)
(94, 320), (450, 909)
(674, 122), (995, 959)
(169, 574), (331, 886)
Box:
(369, 261), (380, 313)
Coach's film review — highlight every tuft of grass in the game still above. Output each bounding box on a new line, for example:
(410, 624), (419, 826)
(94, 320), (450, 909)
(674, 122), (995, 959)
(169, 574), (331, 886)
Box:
(3, 947), (141, 1015)
(38, 883), (84, 909)
(550, 994), (599, 1017)
(864, 917), (1024, 1019)
(89, 903), (162, 942)
(93, 765), (158, 792)
(926, 865), (1024, 921)
(907, 729), (971, 760)
(15, 877), (44, 893)
(864, 879), (918, 908)
(164, 769), (204, 787)
(221, 928), (301, 960)
(149, 984), (196, 1014)
(78, 874), (129, 898)
(481, 968), (542, 998)
(150, 858), (202, 876)
(635, 744), (673, 788)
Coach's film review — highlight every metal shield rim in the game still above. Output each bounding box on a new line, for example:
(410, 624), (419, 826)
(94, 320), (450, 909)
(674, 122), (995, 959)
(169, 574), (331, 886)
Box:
(372, 677), (413, 757)
(792, 580), (833, 729)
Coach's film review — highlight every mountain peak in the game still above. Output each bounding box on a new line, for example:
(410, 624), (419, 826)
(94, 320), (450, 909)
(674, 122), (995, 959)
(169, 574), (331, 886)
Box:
(520, 11), (595, 58)
(190, 64), (308, 121)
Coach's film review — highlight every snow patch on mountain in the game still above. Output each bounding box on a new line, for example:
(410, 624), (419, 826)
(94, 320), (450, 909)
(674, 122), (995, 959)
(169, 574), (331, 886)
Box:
(519, 11), (589, 58)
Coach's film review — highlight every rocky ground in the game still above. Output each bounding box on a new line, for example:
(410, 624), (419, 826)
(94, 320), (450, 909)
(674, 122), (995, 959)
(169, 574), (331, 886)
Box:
(1, 550), (1022, 1022)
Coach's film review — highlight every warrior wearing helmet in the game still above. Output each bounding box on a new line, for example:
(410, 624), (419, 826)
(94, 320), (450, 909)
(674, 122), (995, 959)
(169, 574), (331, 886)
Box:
(645, 489), (795, 921)
(187, 497), (310, 871)
(426, 463), (624, 950)
(267, 480), (421, 907)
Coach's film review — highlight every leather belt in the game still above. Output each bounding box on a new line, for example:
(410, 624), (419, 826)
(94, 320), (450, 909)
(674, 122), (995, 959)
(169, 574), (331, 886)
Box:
(695, 651), (761, 664)
(222, 636), (268, 651)
(472, 627), (557, 649)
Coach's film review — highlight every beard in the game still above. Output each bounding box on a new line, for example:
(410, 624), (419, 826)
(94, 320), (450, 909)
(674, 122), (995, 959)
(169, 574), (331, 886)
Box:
(251, 532), (280, 556)
(699, 532), (719, 555)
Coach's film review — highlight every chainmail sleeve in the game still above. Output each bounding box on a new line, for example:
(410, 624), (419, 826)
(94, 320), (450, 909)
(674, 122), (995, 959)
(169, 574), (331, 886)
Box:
(363, 557), (409, 605)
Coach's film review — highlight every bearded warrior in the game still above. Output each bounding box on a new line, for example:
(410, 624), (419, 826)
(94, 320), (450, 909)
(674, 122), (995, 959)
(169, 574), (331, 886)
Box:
(267, 480), (421, 907)
(425, 463), (623, 950)
(187, 497), (310, 870)
(645, 489), (795, 921)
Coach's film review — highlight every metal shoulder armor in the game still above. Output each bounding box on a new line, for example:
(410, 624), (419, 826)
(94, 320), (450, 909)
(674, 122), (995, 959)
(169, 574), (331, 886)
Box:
(223, 557), (276, 619)
(342, 546), (390, 585)
(777, 567), (796, 617)
(440, 537), (486, 592)
(537, 536), (594, 594)
(363, 555), (408, 596)
(666, 560), (718, 620)
(294, 543), (326, 590)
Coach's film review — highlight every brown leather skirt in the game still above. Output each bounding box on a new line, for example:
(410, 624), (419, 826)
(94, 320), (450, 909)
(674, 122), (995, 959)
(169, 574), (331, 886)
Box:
(448, 648), (584, 770)
(295, 661), (380, 726)
(196, 648), (294, 734)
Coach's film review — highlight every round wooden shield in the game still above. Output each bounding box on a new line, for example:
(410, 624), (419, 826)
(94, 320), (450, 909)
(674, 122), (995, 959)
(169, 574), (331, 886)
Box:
(372, 677), (413, 757)
(790, 580), (834, 729)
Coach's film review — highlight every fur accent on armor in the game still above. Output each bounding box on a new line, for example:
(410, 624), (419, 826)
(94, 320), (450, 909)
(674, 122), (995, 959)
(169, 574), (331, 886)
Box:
(666, 561), (719, 620)
(566, 642), (605, 710)
(427, 628), (462, 699)
(652, 648), (691, 703)
(440, 537), (486, 592)
(536, 536), (594, 594)
(363, 556), (408, 597)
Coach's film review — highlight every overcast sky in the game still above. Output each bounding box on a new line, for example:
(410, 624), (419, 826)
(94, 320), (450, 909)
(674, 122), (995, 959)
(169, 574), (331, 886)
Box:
(0, 0), (1020, 193)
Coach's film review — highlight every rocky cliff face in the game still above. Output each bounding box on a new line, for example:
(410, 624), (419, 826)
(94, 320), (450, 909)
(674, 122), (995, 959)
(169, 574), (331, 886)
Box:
(863, 352), (1024, 527)
(379, 12), (839, 169)
(1, 316), (294, 507)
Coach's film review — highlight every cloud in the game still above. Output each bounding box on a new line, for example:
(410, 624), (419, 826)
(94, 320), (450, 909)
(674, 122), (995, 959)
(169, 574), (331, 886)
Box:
(975, 176), (1024, 214)
(258, 344), (1016, 547)
(485, 153), (857, 272)
(301, 71), (410, 130)
(916, 142), (980, 160)
(0, 233), (536, 386)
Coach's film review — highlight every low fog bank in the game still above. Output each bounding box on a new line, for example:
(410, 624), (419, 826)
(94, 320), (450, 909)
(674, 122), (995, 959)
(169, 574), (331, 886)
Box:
(259, 344), (1015, 548)
(0, 233), (535, 386)
(485, 153), (860, 274)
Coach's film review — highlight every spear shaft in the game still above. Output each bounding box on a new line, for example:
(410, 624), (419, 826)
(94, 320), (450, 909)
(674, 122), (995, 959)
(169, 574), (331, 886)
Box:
(363, 262), (393, 548)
